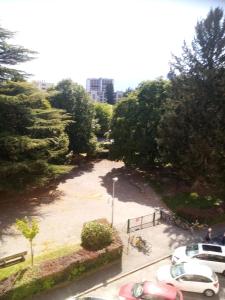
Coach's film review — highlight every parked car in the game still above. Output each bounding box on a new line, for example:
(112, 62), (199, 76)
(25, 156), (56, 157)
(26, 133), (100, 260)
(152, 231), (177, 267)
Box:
(172, 243), (225, 274)
(71, 298), (107, 300)
(157, 262), (219, 297)
(119, 280), (183, 300)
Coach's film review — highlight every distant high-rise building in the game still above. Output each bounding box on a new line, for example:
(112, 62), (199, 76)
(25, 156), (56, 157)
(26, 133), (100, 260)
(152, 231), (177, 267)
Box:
(86, 78), (114, 102)
(114, 91), (124, 102)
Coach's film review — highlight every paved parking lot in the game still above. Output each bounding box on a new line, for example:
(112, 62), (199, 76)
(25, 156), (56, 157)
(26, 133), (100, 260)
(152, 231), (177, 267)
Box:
(83, 258), (225, 300)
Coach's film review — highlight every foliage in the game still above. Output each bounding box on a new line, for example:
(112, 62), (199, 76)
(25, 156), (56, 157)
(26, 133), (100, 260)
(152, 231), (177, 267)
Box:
(16, 218), (39, 266)
(1, 224), (122, 300)
(0, 81), (70, 191)
(163, 193), (225, 224)
(0, 25), (36, 82)
(164, 193), (223, 210)
(0, 244), (81, 282)
(105, 82), (115, 104)
(158, 7), (225, 185)
(81, 221), (113, 251)
(94, 102), (113, 137)
(50, 79), (97, 154)
(110, 79), (170, 166)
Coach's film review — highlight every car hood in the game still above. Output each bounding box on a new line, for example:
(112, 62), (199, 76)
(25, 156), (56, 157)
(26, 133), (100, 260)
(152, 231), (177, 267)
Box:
(119, 283), (134, 298)
(157, 265), (173, 282)
(173, 246), (187, 260)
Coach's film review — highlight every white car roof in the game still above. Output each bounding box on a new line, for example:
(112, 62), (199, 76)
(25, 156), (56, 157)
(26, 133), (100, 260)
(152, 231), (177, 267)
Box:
(198, 243), (225, 255)
(183, 262), (214, 278)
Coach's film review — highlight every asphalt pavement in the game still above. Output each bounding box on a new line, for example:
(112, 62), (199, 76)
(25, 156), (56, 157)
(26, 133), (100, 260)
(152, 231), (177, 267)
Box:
(32, 222), (225, 300)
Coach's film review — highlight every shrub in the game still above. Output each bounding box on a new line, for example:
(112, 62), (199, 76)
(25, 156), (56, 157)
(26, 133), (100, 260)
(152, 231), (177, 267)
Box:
(81, 221), (113, 251)
(1, 221), (122, 300)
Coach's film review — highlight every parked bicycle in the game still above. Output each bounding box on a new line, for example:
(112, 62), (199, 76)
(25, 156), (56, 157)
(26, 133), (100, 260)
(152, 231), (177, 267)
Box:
(130, 235), (152, 255)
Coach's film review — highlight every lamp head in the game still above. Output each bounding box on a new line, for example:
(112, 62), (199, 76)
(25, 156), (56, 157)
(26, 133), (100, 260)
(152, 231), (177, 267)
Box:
(112, 177), (118, 182)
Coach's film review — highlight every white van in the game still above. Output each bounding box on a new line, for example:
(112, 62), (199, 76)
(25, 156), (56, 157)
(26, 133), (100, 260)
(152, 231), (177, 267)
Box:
(172, 243), (225, 275)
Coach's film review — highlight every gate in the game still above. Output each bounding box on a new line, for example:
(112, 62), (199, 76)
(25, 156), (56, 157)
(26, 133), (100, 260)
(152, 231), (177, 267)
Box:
(127, 209), (161, 233)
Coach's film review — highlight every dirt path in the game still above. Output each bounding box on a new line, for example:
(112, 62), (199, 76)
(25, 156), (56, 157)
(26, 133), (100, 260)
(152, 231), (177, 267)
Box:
(0, 159), (165, 257)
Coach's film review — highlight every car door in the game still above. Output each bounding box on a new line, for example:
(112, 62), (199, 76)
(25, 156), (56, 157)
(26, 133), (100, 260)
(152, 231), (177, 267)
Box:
(175, 275), (200, 293)
(194, 253), (223, 273)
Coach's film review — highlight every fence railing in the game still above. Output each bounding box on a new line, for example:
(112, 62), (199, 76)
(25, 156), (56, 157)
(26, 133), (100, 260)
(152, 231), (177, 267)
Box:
(127, 209), (161, 233)
(127, 208), (199, 233)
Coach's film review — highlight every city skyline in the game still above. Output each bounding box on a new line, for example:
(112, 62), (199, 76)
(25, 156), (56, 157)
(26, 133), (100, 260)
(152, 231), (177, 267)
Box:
(1, 0), (224, 90)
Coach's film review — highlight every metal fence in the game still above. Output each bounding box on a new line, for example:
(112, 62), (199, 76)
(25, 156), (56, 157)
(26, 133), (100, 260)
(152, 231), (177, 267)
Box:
(127, 209), (161, 233)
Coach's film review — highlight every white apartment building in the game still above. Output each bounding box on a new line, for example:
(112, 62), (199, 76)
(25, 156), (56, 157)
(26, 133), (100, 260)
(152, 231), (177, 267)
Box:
(86, 78), (114, 102)
(114, 91), (124, 102)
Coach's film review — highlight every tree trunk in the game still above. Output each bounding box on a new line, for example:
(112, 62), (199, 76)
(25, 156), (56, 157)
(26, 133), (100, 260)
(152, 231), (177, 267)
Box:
(30, 240), (33, 266)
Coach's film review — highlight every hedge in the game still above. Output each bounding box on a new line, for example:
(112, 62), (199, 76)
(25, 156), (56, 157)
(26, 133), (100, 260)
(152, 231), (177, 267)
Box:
(0, 220), (123, 300)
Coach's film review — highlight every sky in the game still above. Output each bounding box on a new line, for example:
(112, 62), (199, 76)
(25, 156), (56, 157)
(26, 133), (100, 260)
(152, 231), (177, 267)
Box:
(0, 0), (225, 91)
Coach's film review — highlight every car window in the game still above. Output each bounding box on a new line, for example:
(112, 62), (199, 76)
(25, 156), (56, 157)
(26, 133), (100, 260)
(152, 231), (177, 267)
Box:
(192, 275), (212, 283)
(171, 264), (185, 278)
(204, 254), (222, 262)
(195, 254), (208, 260)
(132, 283), (144, 298)
(202, 244), (222, 253)
(179, 275), (196, 281)
(186, 244), (199, 256)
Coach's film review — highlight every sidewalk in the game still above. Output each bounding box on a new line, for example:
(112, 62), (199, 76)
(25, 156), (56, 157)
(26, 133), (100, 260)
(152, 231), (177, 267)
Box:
(32, 222), (204, 300)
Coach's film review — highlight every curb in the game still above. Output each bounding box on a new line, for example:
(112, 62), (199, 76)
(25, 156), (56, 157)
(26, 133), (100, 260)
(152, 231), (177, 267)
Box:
(70, 254), (171, 299)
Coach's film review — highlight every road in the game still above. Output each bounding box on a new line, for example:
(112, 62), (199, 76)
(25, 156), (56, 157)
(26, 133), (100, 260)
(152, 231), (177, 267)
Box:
(81, 258), (225, 300)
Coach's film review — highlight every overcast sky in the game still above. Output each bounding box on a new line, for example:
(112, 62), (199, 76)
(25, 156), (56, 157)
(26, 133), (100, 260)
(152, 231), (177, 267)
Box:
(1, 0), (225, 90)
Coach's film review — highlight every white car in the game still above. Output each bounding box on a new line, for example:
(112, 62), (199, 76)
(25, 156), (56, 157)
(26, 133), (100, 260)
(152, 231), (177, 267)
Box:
(172, 243), (225, 274)
(156, 262), (219, 297)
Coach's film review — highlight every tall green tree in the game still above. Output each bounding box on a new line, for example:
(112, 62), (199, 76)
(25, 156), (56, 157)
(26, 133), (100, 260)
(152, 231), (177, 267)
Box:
(158, 7), (225, 184)
(105, 82), (115, 104)
(0, 25), (36, 82)
(110, 79), (169, 166)
(50, 79), (97, 154)
(0, 81), (69, 191)
(94, 102), (113, 138)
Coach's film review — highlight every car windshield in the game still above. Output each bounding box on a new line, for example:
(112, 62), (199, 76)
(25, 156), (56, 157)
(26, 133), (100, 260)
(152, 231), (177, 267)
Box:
(171, 264), (185, 278)
(132, 283), (144, 298)
(186, 244), (199, 256)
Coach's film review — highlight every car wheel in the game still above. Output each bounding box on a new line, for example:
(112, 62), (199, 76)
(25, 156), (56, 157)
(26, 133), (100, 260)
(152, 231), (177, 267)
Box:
(204, 289), (215, 297)
(222, 270), (225, 276)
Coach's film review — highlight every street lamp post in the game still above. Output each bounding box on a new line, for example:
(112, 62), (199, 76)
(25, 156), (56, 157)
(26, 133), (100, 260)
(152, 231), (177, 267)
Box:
(111, 177), (118, 227)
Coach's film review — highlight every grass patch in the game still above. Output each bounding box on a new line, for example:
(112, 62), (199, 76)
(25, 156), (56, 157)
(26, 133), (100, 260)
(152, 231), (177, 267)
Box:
(0, 243), (80, 282)
(163, 192), (223, 211)
(49, 164), (75, 178)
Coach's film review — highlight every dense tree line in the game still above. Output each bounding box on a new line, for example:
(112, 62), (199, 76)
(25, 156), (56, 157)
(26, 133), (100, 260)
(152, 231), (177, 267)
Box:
(111, 7), (225, 189)
(1, 7), (225, 193)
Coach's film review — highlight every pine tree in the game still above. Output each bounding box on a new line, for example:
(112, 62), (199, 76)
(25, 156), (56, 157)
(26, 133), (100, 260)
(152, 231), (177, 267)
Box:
(105, 82), (115, 104)
(158, 7), (225, 184)
(0, 81), (69, 191)
(0, 25), (36, 81)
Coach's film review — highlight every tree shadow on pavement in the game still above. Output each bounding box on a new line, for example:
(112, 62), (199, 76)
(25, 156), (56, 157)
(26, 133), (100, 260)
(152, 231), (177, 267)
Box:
(99, 166), (162, 207)
(0, 161), (95, 242)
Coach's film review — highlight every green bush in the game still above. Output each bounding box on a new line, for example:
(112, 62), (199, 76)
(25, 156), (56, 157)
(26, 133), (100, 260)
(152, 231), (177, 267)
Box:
(81, 221), (113, 251)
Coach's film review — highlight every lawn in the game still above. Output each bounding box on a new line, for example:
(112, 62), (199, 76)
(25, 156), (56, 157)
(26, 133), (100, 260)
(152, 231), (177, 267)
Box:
(0, 243), (80, 281)
(163, 192), (223, 210)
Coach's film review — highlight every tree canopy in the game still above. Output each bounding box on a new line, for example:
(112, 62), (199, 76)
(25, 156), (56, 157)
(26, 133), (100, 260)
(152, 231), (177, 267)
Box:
(0, 81), (69, 191)
(50, 79), (97, 154)
(110, 79), (170, 166)
(0, 25), (36, 81)
(94, 102), (113, 138)
(105, 82), (115, 105)
(158, 7), (225, 184)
